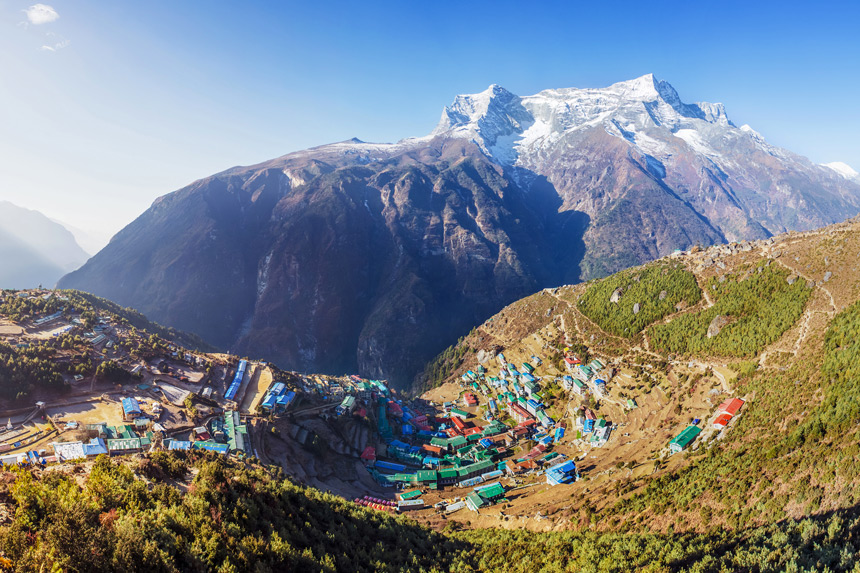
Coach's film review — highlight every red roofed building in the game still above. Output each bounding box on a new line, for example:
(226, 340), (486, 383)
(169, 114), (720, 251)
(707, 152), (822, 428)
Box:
(510, 404), (533, 424)
(464, 393), (478, 406)
(360, 446), (376, 463)
(713, 413), (732, 429)
(719, 398), (745, 416)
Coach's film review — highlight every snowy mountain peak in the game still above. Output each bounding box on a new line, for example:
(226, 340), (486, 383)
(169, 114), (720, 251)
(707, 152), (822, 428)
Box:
(430, 75), (741, 166)
(823, 161), (859, 179)
(605, 73), (664, 100)
(432, 84), (521, 134)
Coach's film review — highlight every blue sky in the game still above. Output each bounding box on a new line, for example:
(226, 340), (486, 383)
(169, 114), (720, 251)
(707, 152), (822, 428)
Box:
(2, 0), (859, 251)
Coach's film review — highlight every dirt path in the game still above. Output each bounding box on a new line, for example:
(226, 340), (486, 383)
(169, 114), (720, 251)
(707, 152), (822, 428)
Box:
(758, 257), (837, 368)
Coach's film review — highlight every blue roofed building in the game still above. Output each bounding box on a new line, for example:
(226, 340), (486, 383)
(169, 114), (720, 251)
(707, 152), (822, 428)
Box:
(546, 460), (578, 485)
(121, 397), (141, 421)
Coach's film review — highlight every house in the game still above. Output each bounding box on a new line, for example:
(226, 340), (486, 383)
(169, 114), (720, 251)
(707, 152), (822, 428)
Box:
(465, 491), (486, 512)
(463, 393), (478, 406)
(576, 365), (593, 381)
(354, 382), (372, 400)
(107, 437), (142, 454)
(52, 441), (86, 461)
(192, 441), (229, 454)
(449, 408), (469, 420)
(224, 410), (248, 454)
(591, 425), (612, 446)
(193, 426), (211, 441)
(337, 395), (356, 416)
(560, 376), (573, 391)
(546, 460), (578, 485)
(121, 397), (141, 421)
(509, 404), (532, 424)
(718, 398), (745, 416)
(360, 446), (377, 464)
(713, 413), (732, 429)
(535, 410), (553, 429)
(669, 425), (702, 454)
(168, 440), (193, 451)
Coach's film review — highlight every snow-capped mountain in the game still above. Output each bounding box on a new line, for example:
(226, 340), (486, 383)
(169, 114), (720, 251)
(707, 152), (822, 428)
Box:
(823, 161), (860, 182)
(61, 75), (860, 385)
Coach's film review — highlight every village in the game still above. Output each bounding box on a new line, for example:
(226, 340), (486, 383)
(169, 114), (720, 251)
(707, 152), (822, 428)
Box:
(0, 287), (748, 525)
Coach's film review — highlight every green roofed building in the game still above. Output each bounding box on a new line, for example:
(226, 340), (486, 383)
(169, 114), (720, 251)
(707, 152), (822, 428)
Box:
(465, 491), (486, 511)
(416, 469), (437, 484)
(107, 437), (142, 453)
(449, 435), (467, 448)
(670, 425), (702, 454)
(479, 482), (505, 501)
(399, 489), (422, 500)
(450, 408), (469, 419)
(224, 410), (248, 454)
(457, 459), (495, 479)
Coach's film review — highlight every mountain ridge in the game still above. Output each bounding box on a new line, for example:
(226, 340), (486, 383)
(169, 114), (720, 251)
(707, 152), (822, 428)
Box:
(59, 75), (860, 385)
(0, 201), (90, 289)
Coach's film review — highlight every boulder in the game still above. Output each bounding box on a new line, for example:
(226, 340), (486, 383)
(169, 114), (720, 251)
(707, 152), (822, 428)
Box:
(707, 315), (730, 338)
(658, 290), (667, 301)
(632, 303), (641, 315)
(609, 287), (623, 304)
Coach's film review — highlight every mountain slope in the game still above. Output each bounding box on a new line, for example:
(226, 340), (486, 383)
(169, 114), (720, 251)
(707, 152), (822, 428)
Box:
(60, 75), (860, 385)
(0, 201), (90, 289)
(415, 214), (860, 537)
(6, 454), (860, 572)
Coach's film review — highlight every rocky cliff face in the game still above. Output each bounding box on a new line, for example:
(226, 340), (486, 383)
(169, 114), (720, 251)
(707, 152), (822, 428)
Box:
(60, 75), (860, 385)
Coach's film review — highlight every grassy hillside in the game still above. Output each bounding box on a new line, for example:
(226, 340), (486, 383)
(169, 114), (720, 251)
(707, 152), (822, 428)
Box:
(649, 264), (810, 357)
(408, 218), (860, 547)
(1, 453), (859, 572)
(577, 262), (702, 337)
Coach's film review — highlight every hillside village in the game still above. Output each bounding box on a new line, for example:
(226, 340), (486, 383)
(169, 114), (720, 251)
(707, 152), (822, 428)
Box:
(0, 284), (746, 527)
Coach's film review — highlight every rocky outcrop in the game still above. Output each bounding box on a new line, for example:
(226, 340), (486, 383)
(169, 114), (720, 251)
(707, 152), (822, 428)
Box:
(707, 315), (731, 338)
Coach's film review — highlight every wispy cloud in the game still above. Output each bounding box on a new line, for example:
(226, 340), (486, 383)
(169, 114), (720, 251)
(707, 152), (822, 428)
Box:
(40, 38), (69, 52)
(24, 4), (59, 25)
